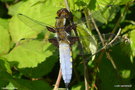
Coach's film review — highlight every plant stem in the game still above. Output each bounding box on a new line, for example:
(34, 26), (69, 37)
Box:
(111, 2), (130, 34)
(73, 24), (90, 90)
(83, 9), (105, 46)
(53, 68), (62, 90)
(64, 0), (70, 11)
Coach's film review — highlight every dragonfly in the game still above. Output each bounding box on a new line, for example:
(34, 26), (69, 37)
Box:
(17, 7), (127, 89)
(18, 8), (79, 88)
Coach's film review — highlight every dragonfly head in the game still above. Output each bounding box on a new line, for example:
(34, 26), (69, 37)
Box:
(57, 8), (70, 18)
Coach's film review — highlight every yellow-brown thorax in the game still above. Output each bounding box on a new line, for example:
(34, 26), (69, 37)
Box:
(55, 8), (70, 44)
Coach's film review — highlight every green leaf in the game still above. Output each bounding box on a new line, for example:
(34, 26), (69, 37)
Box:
(129, 30), (135, 56)
(97, 43), (134, 90)
(1, 0), (15, 2)
(98, 56), (122, 90)
(9, 0), (63, 43)
(8, 1), (24, 16)
(0, 71), (12, 88)
(0, 59), (12, 88)
(11, 79), (52, 90)
(5, 82), (16, 90)
(71, 82), (85, 90)
(58, 88), (67, 90)
(69, 0), (132, 11)
(68, 0), (91, 10)
(0, 71), (12, 80)
(77, 24), (97, 55)
(70, 0), (132, 27)
(0, 18), (9, 29)
(4, 40), (55, 68)
(0, 19), (10, 55)
(90, 5), (120, 24)
(87, 0), (133, 24)
(0, 59), (12, 74)
(122, 24), (135, 62)
(19, 55), (58, 78)
(0, 80), (8, 89)
(120, 70), (131, 79)
(95, 0), (132, 7)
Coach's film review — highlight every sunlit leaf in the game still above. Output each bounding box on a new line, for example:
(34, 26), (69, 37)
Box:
(71, 82), (85, 90)
(8, 1), (23, 16)
(19, 55), (58, 78)
(77, 23), (97, 55)
(4, 40), (55, 68)
(9, 0), (63, 43)
(120, 70), (131, 78)
(0, 19), (10, 55)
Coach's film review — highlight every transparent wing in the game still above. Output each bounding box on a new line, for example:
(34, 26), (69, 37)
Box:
(17, 14), (55, 36)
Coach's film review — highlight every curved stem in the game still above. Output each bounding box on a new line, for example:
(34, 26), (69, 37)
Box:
(53, 68), (62, 90)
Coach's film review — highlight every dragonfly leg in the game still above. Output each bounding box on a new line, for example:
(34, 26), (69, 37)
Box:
(68, 37), (79, 45)
(48, 38), (58, 47)
(65, 24), (77, 32)
(46, 26), (56, 33)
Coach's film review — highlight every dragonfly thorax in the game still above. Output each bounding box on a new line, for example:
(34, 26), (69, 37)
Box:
(55, 9), (71, 45)
(57, 8), (71, 19)
(56, 30), (70, 44)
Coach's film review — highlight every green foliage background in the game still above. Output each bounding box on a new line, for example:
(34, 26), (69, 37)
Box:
(0, 0), (135, 90)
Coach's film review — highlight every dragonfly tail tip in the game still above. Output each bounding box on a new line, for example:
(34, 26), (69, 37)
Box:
(65, 83), (69, 89)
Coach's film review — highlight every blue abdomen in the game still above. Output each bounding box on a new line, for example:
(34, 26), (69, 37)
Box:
(59, 43), (72, 86)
